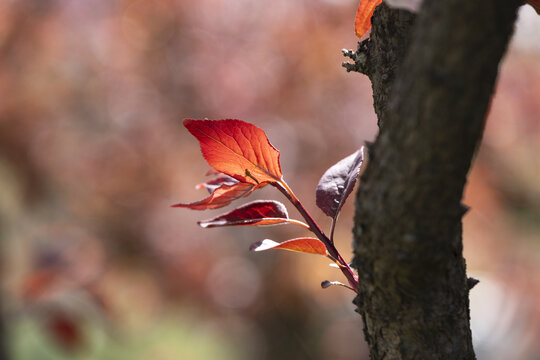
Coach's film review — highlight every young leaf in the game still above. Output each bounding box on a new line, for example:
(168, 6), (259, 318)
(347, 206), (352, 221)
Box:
(196, 175), (245, 193)
(355, 0), (383, 38)
(198, 200), (292, 228)
(316, 147), (366, 219)
(172, 182), (254, 210)
(250, 238), (327, 256)
(184, 119), (282, 186)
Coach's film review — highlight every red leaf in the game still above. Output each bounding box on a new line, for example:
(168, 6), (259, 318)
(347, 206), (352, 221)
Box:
(250, 238), (327, 256)
(195, 175), (242, 193)
(172, 181), (254, 210)
(316, 147), (366, 219)
(528, 0), (540, 14)
(184, 119), (282, 186)
(355, 0), (383, 38)
(198, 200), (292, 228)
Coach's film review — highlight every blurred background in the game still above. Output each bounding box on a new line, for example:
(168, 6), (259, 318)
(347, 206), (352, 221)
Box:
(0, 0), (539, 359)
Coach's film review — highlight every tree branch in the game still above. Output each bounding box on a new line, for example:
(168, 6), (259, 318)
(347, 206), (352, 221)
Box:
(343, 6), (416, 129)
(351, 0), (521, 358)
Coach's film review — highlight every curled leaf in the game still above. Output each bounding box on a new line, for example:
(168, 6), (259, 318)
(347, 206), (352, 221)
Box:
(316, 147), (366, 219)
(198, 200), (292, 228)
(184, 119), (282, 186)
(250, 238), (327, 256)
(196, 175), (245, 193)
(172, 181), (254, 210)
(355, 0), (383, 38)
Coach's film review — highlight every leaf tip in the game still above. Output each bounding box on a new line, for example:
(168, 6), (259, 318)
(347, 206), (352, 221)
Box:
(197, 220), (210, 228)
(249, 240), (262, 252)
(250, 239), (277, 252)
(355, 0), (383, 38)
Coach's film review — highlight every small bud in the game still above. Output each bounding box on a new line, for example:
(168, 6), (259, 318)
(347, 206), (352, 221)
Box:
(321, 280), (356, 292)
(321, 280), (333, 289)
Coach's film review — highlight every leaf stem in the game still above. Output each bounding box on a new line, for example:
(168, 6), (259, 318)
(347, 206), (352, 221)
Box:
(329, 216), (338, 243)
(287, 219), (311, 230)
(273, 180), (358, 290)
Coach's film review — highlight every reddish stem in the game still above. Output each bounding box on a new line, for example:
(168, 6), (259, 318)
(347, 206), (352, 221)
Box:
(273, 180), (358, 290)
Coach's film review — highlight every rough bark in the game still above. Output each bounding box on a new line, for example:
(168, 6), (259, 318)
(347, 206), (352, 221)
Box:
(347, 0), (521, 359)
(343, 7), (416, 129)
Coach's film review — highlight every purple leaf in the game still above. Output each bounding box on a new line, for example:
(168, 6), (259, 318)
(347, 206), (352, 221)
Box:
(316, 147), (366, 218)
(197, 200), (291, 228)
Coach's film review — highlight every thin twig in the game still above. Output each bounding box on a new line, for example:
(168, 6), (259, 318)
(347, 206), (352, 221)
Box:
(273, 180), (358, 290)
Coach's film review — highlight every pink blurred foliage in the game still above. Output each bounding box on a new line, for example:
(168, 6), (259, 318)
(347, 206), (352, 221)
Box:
(0, 0), (539, 359)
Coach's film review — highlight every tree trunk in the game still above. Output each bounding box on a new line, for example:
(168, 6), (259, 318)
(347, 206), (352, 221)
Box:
(348, 0), (521, 358)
